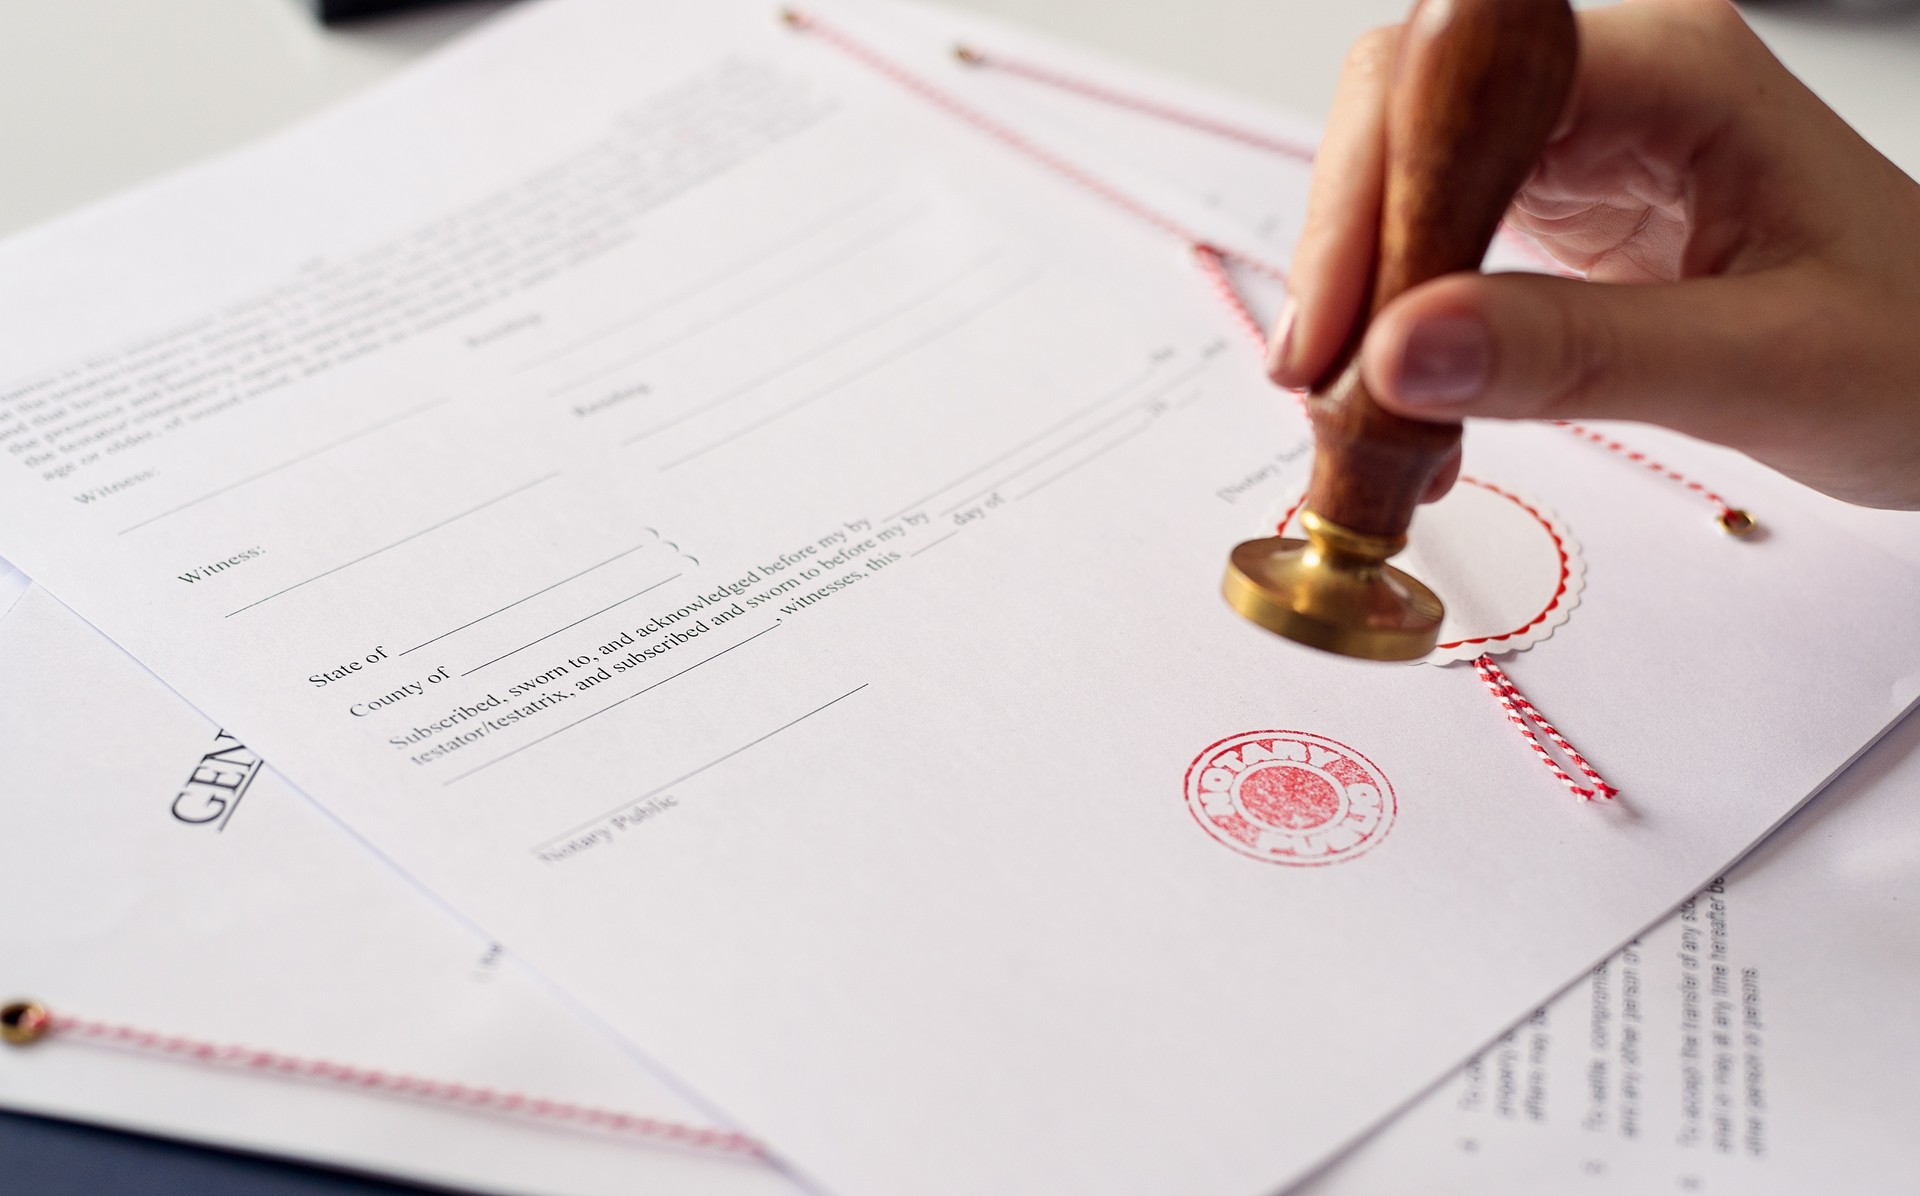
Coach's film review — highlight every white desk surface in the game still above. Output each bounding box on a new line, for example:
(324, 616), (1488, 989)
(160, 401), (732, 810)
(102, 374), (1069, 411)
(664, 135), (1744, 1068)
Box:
(1, 0), (1915, 242)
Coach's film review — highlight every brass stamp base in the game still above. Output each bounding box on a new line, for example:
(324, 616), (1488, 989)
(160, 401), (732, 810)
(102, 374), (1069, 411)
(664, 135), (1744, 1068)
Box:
(1223, 512), (1444, 662)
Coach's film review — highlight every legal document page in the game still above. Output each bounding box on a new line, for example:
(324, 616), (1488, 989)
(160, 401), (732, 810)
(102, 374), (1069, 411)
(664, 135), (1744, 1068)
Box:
(1309, 725), (1920, 1196)
(2, 3), (1918, 1193)
(6, 565), (1920, 1196)
(0, 584), (795, 1196)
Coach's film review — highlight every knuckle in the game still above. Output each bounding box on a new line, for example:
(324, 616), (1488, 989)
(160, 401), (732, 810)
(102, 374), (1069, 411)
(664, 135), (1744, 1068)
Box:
(1681, 0), (1745, 33)
(1536, 294), (1618, 415)
(1342, 26), (1403, 82)
(1505, 287), (1612, 418)
(1656, 0), (1749, 51)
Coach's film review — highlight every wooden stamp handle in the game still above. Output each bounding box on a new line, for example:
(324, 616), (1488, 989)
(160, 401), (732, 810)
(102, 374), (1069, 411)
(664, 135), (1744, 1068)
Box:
(1303, 0), (1577, 538)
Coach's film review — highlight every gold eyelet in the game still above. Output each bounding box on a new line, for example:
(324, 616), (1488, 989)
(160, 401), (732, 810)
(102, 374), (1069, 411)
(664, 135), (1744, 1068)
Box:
(1, 1001), (51, 1046)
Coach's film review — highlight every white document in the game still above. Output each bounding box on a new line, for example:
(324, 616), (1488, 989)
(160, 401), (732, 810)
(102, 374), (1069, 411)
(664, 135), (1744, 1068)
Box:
(2, 3), (1919, 1194)
(1306, 707), (1920, 1196)
(0, 583), (797, 1196)
(7, 553), (1919, 1196)
(10, 566), (1920, 1196)
(0, 555), (26, 620)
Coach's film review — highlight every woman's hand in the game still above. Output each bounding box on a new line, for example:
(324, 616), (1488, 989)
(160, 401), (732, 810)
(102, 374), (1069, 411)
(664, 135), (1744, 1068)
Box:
(1268, 0), (1920, 508)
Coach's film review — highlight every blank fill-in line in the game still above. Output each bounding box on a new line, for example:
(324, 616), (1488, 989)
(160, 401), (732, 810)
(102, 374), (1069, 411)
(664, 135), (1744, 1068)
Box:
(661, 269), (1042, 471)
(878, 360), (1166, 521)
(397, 539), (656, 657)
(937, 355), (1222, 516)
(547, 203), (928, 398)
(622, 249), (1008, 447)
(1015, 415), (1160, 501)
(514, 186), (892, 376)
(909, 530), (962, 557)
(522, 679), (868, 842)
(120, 397), (450, 535)
(444, 622), (791, 788)
(939, 403), (1144, 514)
(458, 572), (684, 678)
(224, 472), (559, 618)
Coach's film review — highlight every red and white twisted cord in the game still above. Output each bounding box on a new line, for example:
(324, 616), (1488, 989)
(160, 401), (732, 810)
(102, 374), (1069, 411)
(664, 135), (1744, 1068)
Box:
(4, 1003), (768, 1160)
(783, 10), (1284, 285)
(1471, 655), (1618, 801)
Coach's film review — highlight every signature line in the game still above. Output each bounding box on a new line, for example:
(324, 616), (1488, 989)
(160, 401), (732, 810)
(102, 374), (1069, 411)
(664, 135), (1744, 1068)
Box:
(525, 681), (869, 849)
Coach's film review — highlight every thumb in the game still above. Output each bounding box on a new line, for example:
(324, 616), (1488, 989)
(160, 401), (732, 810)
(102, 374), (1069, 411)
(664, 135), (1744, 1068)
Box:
(1357, 270), (1823, 448)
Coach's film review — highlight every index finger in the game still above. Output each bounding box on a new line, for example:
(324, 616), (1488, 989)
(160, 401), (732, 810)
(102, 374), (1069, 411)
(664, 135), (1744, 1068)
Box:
(1269, 24), (1403, 390)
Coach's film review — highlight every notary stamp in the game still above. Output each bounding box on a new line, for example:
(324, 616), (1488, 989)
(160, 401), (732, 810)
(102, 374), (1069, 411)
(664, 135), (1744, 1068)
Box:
(1184, 731), (1395, 865)
(1268, 478), (1584, 664)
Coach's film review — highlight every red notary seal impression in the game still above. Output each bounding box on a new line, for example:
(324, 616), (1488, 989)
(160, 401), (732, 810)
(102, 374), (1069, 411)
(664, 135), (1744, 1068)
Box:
(1184, 731), (1396, 865)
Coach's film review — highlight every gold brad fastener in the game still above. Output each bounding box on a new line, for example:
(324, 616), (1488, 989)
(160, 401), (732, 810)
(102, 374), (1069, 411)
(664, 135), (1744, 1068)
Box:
(1717, 508), (1758, 537)
(1, 1000), (51, 1046)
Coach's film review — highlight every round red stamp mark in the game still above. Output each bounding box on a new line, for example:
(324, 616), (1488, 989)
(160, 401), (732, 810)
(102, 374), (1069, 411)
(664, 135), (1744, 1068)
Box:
(1183, 730), (1396, 866)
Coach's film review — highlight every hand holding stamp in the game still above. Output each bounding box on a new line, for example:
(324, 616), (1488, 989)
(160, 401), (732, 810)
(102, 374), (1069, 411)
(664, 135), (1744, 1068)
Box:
(1223, 0), (1577, 661)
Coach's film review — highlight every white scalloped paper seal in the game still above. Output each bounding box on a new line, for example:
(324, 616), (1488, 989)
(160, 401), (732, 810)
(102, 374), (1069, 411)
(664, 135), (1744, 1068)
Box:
(1268, 477), (1585, 665)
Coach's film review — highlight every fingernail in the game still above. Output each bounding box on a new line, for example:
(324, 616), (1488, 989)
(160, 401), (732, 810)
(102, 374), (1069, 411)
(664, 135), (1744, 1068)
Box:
(1265, 293), (1298, 380)
(1395, 314), (1489, 405)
